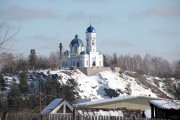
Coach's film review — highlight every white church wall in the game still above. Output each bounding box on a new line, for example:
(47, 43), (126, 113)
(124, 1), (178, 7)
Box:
(86, 33), (96, 53)
(77, 44), (84, 55)
(89, 51), (101, 67)
(80, 55), (89, 67)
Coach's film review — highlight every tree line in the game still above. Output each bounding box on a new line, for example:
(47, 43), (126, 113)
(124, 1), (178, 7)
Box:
(104, 53), (180, 78)
(0, 49), (60, 74)
(1, 49), (180, 79)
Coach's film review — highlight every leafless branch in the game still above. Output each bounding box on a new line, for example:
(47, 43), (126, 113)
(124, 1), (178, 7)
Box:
(0, 19), (21, 48)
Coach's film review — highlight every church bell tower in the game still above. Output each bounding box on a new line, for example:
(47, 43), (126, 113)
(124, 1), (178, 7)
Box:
(86, 24), (96, 53)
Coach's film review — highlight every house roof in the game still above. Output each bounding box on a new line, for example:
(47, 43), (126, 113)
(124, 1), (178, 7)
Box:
(74, 96), (162, 107)
(41, 98), (63, 115)
(149, 99), (180, 110)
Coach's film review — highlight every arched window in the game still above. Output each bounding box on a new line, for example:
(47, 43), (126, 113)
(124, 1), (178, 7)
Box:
(74, 45), (78, 53)
(93, 61), (96, 66)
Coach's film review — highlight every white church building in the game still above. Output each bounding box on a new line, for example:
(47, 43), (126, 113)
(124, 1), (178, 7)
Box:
(65, 24), (104, 68)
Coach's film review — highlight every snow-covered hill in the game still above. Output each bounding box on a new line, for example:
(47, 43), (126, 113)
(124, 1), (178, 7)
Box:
(3, 69), (179, 99)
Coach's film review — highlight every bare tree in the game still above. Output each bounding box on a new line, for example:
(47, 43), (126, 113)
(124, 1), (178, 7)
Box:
(49, 52), (59, 69)
(1, 52), (16, 73)
(175, 60), (180, 79)
(0, 20), (20, 53)
(0, 19), (21, 70)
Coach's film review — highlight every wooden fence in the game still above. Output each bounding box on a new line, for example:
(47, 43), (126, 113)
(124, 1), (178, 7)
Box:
(0, 112), (48, 120)
(48, 114), (160, 120)
(49, 113), (73, 120)
(49, 114), (124, 120)
(0, 112), (163, 120)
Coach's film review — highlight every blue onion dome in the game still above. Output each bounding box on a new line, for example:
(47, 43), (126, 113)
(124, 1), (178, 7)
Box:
(86, 25), (96, 33)
(69, 34), (84, 47)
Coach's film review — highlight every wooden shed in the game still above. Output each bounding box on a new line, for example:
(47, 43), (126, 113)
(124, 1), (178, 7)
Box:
(149, 99), (180, 119)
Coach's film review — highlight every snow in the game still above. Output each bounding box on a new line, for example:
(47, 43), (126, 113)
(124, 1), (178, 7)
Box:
(41, 98), (63, 115)
(2, 69), (177, 100)
(144, 109), (151, 118)
(146, 76), (174, 98)
(77, 110), (123, 116)
(70, 70), (158, 99)
(149, 99), (180, 110)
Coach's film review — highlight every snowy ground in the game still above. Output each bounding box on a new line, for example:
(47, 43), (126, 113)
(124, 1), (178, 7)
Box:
(2, 69), (178, 99)
(71, 70), (158, 99)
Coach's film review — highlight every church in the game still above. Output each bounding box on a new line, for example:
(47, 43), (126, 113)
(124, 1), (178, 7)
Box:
(64, 24), (104, 68)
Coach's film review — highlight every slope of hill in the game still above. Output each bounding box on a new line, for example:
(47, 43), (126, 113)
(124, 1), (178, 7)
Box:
(2, 69), (179, 99)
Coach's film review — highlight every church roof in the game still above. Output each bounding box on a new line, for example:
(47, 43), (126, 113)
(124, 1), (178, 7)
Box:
(70, 34), (84, 47)
(86, 25), (96, 33)
(80, 51), (87, 55)
(63, 50), (69, 56)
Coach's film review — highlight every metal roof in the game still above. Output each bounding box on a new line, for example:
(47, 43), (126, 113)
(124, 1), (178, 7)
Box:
(80, 51), (87, 55)
(86, 25), (96, 33)
(149, 99), (180, 110)
(41, 98), (63, 115)
(70, 34), (84, 47)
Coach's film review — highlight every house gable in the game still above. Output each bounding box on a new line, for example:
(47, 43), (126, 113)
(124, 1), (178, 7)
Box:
(51, 100), (73, 114)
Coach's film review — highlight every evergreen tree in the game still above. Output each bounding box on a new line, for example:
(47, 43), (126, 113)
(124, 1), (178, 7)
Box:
(104, 88), (119, 98)
(46, 75), (61, 104)
(19, 72), (29, 95)
(7, 85), (22, 110)
(0, 93), (8, 111)
(0, 73), (8, 111)
(29, 49), (37, 70)
(0, 73), (6, 92)
(59, 84), (75, 102)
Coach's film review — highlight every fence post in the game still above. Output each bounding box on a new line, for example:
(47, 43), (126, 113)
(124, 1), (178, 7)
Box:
(73, 109), (76, 120)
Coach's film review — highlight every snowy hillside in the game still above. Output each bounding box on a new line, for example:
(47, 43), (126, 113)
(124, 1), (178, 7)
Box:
(3, 69), (178, 99)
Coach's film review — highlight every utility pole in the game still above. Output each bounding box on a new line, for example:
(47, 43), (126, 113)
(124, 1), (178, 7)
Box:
(59, 43), (63, 69)
(38, 73), (46, 112)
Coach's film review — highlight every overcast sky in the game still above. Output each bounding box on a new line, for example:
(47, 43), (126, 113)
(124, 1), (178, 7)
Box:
(0, 0), (180, 61)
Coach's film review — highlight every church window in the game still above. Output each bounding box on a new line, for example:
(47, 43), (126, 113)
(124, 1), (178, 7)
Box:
(92, 42), (94, 45)
(77, 62), (79, 67)
(73, 62), (75, 66)
(99, 61), (101, 66)
(74, 45), (78, 53)
(93, 61), (96, 66)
